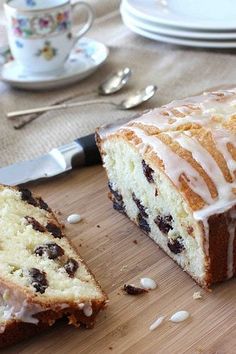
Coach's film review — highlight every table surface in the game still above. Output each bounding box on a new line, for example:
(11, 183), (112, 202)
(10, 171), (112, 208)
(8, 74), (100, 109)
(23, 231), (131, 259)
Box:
(3, 165), (236, 354)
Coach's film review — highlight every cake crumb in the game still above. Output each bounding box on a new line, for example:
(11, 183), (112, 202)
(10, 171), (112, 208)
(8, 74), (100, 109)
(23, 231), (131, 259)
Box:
(123, 284), (148, 295)
(133, 240), (138, 244)
(120, 265), (128, 272)
(193, 291), (203, 300)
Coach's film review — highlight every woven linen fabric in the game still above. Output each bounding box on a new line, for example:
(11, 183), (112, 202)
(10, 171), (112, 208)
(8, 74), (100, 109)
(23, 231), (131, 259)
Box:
(0, 0), (236, 166)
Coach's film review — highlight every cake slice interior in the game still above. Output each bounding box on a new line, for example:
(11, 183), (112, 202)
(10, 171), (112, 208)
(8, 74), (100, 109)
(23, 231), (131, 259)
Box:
(0, 185), (107, 347)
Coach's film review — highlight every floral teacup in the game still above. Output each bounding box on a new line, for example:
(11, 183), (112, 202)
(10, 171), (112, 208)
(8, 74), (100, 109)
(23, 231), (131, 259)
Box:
(4, 0), (94, 74)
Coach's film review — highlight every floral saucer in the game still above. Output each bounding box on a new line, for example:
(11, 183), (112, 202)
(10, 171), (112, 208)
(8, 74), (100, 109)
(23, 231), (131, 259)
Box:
(0, 38), (109, 90)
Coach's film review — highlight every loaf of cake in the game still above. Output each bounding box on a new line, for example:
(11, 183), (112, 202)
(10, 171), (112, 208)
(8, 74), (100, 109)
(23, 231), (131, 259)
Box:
(96, 88), (236, 288)
(0, 185), (107, 348)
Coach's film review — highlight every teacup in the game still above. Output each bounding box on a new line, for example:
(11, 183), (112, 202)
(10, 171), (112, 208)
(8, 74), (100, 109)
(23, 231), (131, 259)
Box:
(167, 0), (236, 21)
(4, 0), (94, 74)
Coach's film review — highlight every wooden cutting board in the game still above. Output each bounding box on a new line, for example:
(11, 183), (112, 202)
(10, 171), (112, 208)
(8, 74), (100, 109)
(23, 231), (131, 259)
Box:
(3, 166), (236, 354)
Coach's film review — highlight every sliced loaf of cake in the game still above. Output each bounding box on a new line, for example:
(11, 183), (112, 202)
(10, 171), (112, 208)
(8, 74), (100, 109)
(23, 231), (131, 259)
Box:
(0, 185), (107, 347)
(97, 88), (236, 288)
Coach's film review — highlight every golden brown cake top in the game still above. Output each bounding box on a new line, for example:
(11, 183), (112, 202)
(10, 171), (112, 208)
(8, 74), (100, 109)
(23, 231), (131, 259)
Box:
(103, 88), (236, 221)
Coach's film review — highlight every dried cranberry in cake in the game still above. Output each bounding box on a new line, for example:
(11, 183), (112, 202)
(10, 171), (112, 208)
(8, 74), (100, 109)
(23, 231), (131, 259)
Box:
(35, 243), (64, 260)
(154, 214), (173, 234)
(138, 213), (151, 234)
(46, 222), (63, 238)
(167, 237), (185, 254)
(142, 160), (154, 183)
(64, 258), (79, 277)
(25, 216), (45, 233)
(113, 200), (126, 215)
(37, 197), (51, 212)
(108, 181), (123, 202)
(29, 268), (48, 294)
(132, 193), (148, 218)
(187, 226), (194, 235)
(19, 187), (37, 206)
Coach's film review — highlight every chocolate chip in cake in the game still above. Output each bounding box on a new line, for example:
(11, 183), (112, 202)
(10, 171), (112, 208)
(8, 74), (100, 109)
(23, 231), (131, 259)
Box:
(154, 214), (173, 234)
(132, 193), (148, 218)
(108, 181), (123, 202)
(138, 213), (151, 234)
(29, 268), (48, 294)
(46, 223), (63, 238)
(142, 160), (154, 183)
(37, 197), (51, 212)
(113, 200), (126, 215)
(64, 258), (79, 277)
(167, 237), (185, 254)
(123, 284), (148, 295)
(35, 243), (64, 260)
(19, 188), (37, 207)
(25, 216), (45, 233)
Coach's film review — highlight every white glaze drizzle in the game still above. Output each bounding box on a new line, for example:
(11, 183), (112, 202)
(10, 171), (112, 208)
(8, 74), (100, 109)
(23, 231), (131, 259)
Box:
(149, 316), (165, 331)
(131, 109), (205, 131)
(167, 130), (228, 190)
(140, 277), (157, 290)
(126, 126), (213, 205)
(0, 289), (70, 333)
(169, 310), (190, 323)
(67, 213), (82, 224)
(211, 129), (236, 174)
(83, 303), (93, 317)
(170, 130), (236, 217)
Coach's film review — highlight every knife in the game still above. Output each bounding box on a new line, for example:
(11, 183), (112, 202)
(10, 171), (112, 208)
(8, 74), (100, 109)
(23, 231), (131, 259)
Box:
(0, 116), (133, 186)
(0, 134), (101, 186)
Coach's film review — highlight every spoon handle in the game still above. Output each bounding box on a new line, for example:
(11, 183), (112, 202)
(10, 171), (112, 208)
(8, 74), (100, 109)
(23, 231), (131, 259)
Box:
(7, 99), (113, 119)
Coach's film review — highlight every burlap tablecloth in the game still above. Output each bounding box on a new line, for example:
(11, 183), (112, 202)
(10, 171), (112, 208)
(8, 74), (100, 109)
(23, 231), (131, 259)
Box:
(0, 0), (236, 166)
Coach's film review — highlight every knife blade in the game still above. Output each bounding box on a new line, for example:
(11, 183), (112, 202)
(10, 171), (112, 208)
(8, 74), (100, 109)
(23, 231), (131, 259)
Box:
(0, 134), (101, 186)
(0, 116), (134, 186)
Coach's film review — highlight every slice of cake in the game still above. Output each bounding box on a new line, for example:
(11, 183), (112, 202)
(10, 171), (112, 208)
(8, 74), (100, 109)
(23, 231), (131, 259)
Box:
(0, 185), (107, 348)
(96, 88), (236, 288)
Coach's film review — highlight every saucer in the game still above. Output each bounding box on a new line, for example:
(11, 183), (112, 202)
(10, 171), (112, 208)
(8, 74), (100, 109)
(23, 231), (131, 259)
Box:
(0, 38), (109, 90)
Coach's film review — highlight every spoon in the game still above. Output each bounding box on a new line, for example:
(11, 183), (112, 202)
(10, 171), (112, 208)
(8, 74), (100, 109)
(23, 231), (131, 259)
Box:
(7, 85), (158, 119)
(98, 67), (132, 95)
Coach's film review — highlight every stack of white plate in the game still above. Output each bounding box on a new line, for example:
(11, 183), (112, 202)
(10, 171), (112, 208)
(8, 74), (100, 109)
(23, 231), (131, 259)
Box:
(120, 0), (236, 48)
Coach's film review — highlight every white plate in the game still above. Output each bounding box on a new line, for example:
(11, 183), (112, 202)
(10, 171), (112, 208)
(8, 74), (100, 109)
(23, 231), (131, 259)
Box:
(121, 3), (236, 40)
(0, 38), (109, 90)
(122, 16), (236, 48)
(123, 0), (236, 31)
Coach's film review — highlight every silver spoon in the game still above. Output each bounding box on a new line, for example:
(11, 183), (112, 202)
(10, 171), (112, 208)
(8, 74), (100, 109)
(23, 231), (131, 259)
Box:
(98, 67), (132, 95)
(7, 85), (158, 119)
(7, 67), (132, 127)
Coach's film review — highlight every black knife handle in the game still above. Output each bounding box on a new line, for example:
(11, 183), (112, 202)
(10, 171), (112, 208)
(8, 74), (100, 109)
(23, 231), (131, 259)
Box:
(74, 133), (101, 166)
